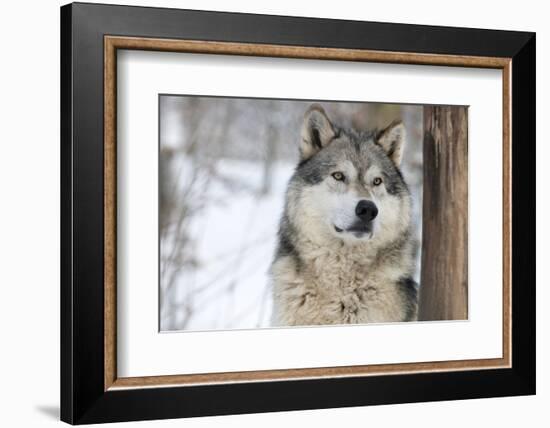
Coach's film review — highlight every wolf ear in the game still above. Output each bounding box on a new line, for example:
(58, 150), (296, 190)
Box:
(300, 104), (336, 160)
(376, 121), (406, 166)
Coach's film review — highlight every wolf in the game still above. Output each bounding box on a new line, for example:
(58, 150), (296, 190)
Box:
(270, 104), (418, 326)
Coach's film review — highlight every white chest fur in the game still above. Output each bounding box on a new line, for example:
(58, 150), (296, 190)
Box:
(271, 241), (411, 326)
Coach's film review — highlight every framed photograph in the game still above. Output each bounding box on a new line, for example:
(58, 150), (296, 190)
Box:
(60, 2), (535, 424)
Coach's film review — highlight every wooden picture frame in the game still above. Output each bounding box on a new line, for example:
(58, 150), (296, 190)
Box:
(61, 2), (535, 424)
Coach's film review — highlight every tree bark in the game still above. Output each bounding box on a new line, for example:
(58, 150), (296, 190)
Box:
(418, 106), (468, 321)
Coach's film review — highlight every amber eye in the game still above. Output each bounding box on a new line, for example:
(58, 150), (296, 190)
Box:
(373, 177), (383, 186)
(331, 172), (345, 181)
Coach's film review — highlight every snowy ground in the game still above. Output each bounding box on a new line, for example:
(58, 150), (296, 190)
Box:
(160, 157), (294, 331)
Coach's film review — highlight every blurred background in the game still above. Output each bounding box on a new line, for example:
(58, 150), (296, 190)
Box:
(159, 96), (423, 331)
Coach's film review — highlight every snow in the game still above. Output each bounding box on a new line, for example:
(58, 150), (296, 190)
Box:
(160, 157), (294, 331)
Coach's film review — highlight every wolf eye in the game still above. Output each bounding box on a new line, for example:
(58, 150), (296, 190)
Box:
(331, 172), (345, 181)
(373, 177), (383, 186)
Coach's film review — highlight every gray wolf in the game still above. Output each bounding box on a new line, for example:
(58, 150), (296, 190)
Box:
(270, 104), (418, 326)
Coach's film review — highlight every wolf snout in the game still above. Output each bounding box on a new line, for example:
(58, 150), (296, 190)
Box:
(355, 200), (378, 222)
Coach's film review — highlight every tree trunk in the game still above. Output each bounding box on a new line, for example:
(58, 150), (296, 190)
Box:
(418, 106), (468, 321)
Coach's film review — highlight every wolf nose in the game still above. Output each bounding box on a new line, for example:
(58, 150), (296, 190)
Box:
(355, 200), (378, 222)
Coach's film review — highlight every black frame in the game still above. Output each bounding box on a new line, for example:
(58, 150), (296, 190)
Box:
(61, 2), (535, 424)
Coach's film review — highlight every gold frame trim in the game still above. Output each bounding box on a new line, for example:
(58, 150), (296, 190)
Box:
(104, 36), (512, 391)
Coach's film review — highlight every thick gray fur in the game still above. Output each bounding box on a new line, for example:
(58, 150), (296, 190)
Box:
(270, 104), (418, 326)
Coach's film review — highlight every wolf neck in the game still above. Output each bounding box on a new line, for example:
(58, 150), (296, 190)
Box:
(289, 219), (414, 287)
(299, 233), (411, 271)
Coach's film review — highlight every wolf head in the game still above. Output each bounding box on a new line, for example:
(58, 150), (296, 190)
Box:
(285, 104), (412, 248)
